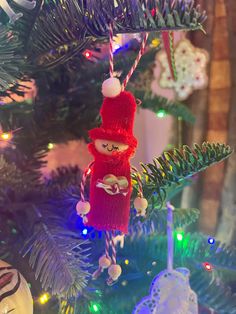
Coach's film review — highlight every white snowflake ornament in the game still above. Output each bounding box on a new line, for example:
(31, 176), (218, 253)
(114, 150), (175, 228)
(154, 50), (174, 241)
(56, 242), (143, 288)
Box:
(133, 268), (198, 314)
(157, 39), (209, 100)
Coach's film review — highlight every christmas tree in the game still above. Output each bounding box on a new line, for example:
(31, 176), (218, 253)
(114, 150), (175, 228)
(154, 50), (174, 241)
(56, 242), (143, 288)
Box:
(0, 1), (235, 314)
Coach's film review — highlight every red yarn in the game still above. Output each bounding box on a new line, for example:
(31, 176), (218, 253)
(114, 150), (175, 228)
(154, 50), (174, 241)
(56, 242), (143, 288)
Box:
(89, 91), (137, 147)
(86, 91), (137, 233)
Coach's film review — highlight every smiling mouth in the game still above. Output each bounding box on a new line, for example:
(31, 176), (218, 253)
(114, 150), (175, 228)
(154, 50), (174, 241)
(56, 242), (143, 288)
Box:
(107, 147), (114, 152)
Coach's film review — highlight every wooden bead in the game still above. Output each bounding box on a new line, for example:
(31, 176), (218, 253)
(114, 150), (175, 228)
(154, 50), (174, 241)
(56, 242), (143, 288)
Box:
(134, 197), (148, 210)
(99, 255), (111, 269)
(108, 264), (122, 280)
(76, 201), (91, 215)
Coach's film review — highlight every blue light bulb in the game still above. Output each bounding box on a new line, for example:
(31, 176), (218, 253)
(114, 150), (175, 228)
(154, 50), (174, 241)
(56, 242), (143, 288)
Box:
(208, 237), (215, 245)
(82, 228), (88, 235)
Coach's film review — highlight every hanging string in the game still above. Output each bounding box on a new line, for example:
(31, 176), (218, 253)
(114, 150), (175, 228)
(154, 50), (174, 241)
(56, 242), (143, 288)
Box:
(108, 22), (149, 90)
(166, 201), (174, 272)
(162, 31), (177, 81)
(132, 166), (144, 198)
(109, 23), (114, 78)
(80, 162), (94, 202)
(122, 32), (149, 90)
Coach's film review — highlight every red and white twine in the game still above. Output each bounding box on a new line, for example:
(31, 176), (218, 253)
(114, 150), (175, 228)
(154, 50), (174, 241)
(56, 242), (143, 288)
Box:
(80, 162), (94, 202)
(109, 23), (114, 77)
(105, 231), (110, 259)
(122, 32), (149, 90)
(132, 166), (144, 198)
(111, 231), (117, 264)
(108, 23), (149, 89)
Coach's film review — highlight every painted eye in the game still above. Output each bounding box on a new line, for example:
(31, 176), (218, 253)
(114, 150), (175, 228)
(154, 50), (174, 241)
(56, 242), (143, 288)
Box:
(112, 145), (119, 150)
(102, 143), (108, 148)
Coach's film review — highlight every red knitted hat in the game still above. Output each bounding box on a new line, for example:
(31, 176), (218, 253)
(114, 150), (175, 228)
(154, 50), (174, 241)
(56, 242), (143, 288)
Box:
(89, 90), (137, 148)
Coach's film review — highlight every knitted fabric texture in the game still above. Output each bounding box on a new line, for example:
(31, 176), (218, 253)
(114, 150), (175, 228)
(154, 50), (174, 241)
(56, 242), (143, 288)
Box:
(89, 91), (137, 148)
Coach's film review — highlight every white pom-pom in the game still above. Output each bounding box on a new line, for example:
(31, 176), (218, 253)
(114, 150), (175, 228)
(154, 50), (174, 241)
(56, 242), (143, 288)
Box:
(99, 255), (111, 269)
(108, 264), (122, 280)
(76, 201), (91, 216)
(102, 78), (122, 98)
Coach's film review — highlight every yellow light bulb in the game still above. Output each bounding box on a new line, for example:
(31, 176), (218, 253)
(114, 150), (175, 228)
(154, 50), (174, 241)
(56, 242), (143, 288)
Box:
(151, 38), (160, 48)
(1, 132), (12, 141)
(47, 143), (54, 150)
(124, 259), (129, 265)
(39, 292), (50, 305)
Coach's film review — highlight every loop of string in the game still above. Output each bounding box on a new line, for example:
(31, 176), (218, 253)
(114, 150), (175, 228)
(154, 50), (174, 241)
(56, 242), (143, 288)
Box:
(122, 32), (149, 90)
(108, 22), (149, 90)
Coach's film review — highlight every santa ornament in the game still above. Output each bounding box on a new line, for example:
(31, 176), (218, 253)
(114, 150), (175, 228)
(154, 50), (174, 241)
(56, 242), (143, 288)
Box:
(76, 25), (149, 285)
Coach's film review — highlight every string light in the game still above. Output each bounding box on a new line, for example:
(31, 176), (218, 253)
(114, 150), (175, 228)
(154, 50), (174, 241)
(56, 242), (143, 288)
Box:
(176, 233), (183, 241)
(47, 143), (54, 150)
(89, 302), (101, 313)
(83, 50), (92, 59)
(82, 228), (88, 235)
(208, 237), (215, 245)
(156, 109), (167, 118)
(39, 292), (50, 305)
(203, 262), (213, 272)
(114, 44), (121, 51)
(176, 230), (184, 242)
(124, 259), (129, 265)
(151, 38), (160, 48)
(121, 280), (128, 286)
(1, 132), (13, 141)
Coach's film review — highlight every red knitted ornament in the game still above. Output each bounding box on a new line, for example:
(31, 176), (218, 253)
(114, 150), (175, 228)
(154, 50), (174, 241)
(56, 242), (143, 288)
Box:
(87, 90), (137, 234)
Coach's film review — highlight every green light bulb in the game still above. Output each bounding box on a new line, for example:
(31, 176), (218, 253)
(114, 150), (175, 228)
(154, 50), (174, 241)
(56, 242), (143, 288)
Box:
(93, 304), (99, 312)
(156, 109), (167, 118)
(176, 233), (183, 241)
(89, 302), (101, 313)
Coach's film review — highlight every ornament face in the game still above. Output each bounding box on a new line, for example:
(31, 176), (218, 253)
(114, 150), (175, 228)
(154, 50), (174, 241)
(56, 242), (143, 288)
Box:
(95, 139), (128, 155)
(133, 268), (198, 314)
(0, 260), (33, 314)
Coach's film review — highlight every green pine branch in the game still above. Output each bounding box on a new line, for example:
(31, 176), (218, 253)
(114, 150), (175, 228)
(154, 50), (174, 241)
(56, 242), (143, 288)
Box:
(22, 208), (91, 298)
(87, 234), (236, 314)
(140, 143), (233, 206)
(130, 207), (200, 236)
(19, 0), (206, 68)
(133, 90), (195, 123)
(0, 155), (38, 202)
(85, 0), (206, 35)
(27, 0), (91, 68)
(191, 271), (236, 314)
(153, 233), (236, 272)
(0, 26), (24, 93)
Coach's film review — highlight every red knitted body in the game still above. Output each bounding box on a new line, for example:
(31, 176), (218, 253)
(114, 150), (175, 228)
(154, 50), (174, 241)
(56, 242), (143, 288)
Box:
(87, 145), (133, 234)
